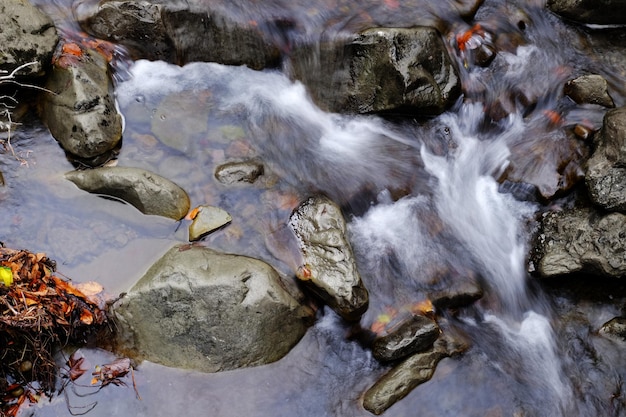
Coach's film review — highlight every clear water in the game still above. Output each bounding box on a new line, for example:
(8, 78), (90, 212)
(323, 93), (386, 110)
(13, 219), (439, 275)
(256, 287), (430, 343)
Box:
(4, 0), (626, 416)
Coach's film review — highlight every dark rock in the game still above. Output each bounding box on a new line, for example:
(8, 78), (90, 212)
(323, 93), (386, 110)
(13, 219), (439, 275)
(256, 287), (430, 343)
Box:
(372, 315), (440, 362)
(363, 334), (467, 415)
(112, 245), (313, 372)
(40, 42), (123, 161)
(289, 195), (369, 321)
(161, 7), (281, 69)
(0, 0), (59, 78)
(290, 26), (460, 115)
(65, 166), (190, 220)
(534, 207), (626, 278)
(76, 0), (173, 62)
(431, 279), (484, 310)
(78, 0), (281, 69)
(564, 75), (615, 108)
(215, 160), (264, 185)
(547, 0), (626, 25)
(586, 107), (626, 212)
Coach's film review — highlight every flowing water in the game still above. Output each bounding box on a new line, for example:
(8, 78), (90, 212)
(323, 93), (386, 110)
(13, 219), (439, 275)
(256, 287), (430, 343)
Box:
(3, 0), (626, 416)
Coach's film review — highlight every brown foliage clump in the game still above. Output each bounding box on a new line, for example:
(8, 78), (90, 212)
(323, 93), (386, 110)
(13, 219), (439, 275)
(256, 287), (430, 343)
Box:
(0, 246), (109, 416)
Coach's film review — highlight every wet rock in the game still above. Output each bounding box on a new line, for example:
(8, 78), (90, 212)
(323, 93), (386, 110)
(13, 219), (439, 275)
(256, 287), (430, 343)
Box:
(161, 7), (281, 69)
(0, 0), (58, 78)
(78, 0), (280, 69)
(534, 207), (626, 278)
(76, 0), (172, 62)
(65, 166), (190, 220)
(215, 160), (264, 185)
(289, 195), (369, 321)
(290, 26), (460, 115)
(585, 107), (626, 212)
(40, 42), (123, 162)
(112, 244), (313, 372)
(363, 335), (466, 415)
(564, 75), (615, 108)
(188, 205), (232, 241)
(431, 279), (484, 310)
(372, 315), (440, 362)
(599, 317), (626, 342)
(547, 0), (626, 25)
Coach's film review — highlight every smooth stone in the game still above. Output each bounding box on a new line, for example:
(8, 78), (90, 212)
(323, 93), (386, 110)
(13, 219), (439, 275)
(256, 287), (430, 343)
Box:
(65, 166), (190, 220)
(188, 205), (232, 241)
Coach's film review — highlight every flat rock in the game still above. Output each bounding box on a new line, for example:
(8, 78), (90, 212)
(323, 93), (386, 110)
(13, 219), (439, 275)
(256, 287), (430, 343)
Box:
(65, 166), (190, 220)
(289, 195), (369, 321)
(112, 245), (313, 372)
(188, 205), (232, 241)
(77, 0), (281, 69)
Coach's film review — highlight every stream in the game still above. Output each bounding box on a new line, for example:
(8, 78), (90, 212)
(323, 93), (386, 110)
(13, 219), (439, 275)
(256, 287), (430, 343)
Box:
(3, 0), (626, 416)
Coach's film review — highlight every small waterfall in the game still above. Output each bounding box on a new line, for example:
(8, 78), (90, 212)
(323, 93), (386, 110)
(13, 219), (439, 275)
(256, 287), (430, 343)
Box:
(422, 103), (573, 414)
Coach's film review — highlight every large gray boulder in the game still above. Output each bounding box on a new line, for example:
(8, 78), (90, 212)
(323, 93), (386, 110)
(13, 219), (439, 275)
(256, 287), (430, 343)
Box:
(113, 245), (313, 372)
(77, 0), (281, 69)
(534, 207), (626, 278)
(0, 0), (58, 78)
(547, 0), (626, 25)
(290, 26), (461, 115)
(65, 166), (190, 220)
(586, 107), (626, 213)
(289, 195), (369, 321)
(40, 43), (123, 163)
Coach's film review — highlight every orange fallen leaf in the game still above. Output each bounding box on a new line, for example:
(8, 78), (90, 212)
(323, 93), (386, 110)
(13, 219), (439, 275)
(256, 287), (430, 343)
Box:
(62, 42), (83, 57)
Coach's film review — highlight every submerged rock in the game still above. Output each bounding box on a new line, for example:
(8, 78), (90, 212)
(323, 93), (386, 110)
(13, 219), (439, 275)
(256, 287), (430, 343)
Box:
(290, 26), (460, 115)
(547, 0), (626, 25)
(40, 42), (123, 163)
(113, 245), (313, 372)
(431, 278), (484, 310)
(215, 160), (264, 185)
(372, 315), (440, 362)
(188, 205), (232, 241)
(585, 107), (626, 212)
(65, 166), (190, 220)
(289, 195), (369, 321)
(0, 0), (58, 78)
(534, 207), (626, 278)
(564, 75), (615, 108)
